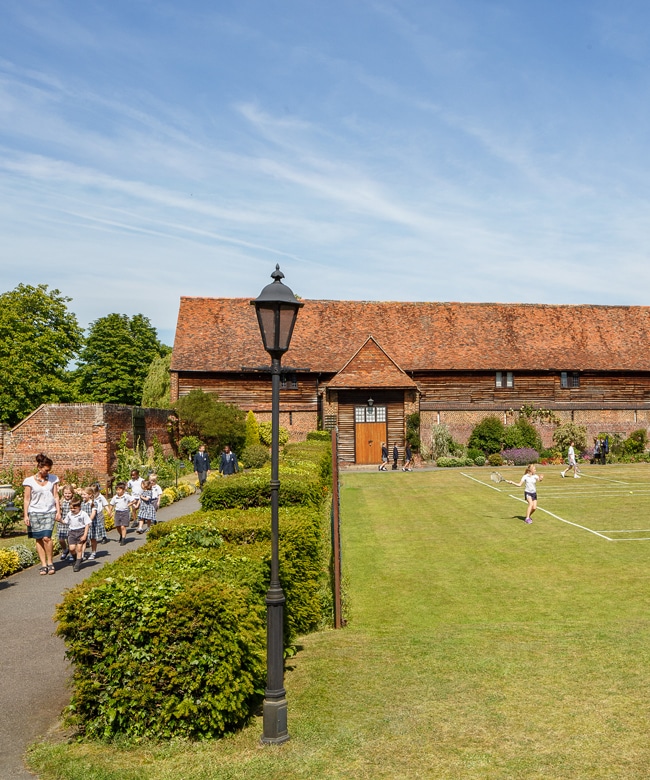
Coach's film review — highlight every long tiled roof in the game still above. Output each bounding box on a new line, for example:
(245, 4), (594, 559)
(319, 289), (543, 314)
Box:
(171, 298), (650, 373)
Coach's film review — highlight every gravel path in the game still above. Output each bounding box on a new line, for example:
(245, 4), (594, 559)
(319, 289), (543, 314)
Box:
(0, 492), (201, 779)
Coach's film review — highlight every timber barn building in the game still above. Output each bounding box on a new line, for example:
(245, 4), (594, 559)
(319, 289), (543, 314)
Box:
(171, 298), (650, 464)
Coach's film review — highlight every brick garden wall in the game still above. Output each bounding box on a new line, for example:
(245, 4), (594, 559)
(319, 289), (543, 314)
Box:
(2, 404), (174, 488)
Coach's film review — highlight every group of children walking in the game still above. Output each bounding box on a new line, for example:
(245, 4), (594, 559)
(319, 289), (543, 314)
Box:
(57, 469), (162, 572)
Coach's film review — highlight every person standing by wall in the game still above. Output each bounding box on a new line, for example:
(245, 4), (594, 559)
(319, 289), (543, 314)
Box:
(193, 444), (211, 488)
(219, 445), (238, 476)
(23, 453), (61, 575)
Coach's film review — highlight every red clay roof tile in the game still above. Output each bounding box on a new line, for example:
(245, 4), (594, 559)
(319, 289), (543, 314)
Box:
(171, 298), (650, 373)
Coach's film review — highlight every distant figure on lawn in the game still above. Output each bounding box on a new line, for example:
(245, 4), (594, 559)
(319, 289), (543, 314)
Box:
(403, 443), (413, 471)
(593, 438), (601, 465)
(379, 442), (389, 471)
(193, 444), (211, 488)
(561, 441), (581, 479)
(219, 445), (238, 476)
(392, 444), (399, 470)
(23, 452), (61, 576)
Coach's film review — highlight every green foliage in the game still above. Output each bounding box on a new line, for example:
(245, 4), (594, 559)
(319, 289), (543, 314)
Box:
(140, 353), (172, 409)
(624, 429), (648, 455)
(468, 416), (505, 455)
(516, 404), (561, 426)
(244, 411), (260, 448)
(428, 424), (462, 460)
(406, 412), (420, 452)
(75, 313), (169, 405)
(178, 435), (201, 460)
(0, 548), (20, 578)
(552, 423), (588, 453)
(258, 421), (289, 447)
(306, 430), (331, 442)
(467, 447), (483, 461)
(7, 543), (38, 569)
(0, 284), (83, 425)
(201, 472), (323, 510)
(502, 416), (542, 452)
(474, 455), (486, 466)
(0, 505), (21, 537)
(488, 453), (504, 467)
(435, 456), (467, 468)
(174, 390), (246, 455)
(54, 500), (328, 740)
(112, 433), (189, 489)
(240, 445), (270, 469)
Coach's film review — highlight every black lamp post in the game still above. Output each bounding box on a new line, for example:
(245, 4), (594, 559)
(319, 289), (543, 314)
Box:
(251, 264), (303, 745)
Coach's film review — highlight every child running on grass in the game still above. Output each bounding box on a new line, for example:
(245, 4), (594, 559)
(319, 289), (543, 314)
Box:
(62, 497), (92, 572)
(57, 484), (74, 561)
(505, 463), (544, 524)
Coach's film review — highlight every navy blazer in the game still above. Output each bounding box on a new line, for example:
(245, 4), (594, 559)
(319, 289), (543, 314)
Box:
(193, 451), (211, 472)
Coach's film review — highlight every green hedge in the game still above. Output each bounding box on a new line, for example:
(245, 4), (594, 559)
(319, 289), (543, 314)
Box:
(200, 471), (325, 510)
(55, 504), (329, 741)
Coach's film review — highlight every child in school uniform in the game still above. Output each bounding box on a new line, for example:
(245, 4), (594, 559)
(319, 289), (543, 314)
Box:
(62, 497), (92, 572)
(136, 479), (156, 534)
(58, 484), (74, 561)
(91, 482), (110, 543)
(149, 474), (163, 516)
(127, 470), (144, 527)
(110, 482), (135, 546)
(80, 487), (99, 560)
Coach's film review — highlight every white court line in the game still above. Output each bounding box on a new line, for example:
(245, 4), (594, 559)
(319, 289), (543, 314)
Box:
(460, 472), (503, 492)
(600, 529), (650, 533)
(507, 495), (613, 540)
(576, 472), (629, 485)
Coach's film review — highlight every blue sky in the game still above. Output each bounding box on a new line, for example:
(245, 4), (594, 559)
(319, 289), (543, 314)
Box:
(2, 1), (650, 345)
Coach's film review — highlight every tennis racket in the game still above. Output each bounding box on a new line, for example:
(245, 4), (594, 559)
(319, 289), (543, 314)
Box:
(490, 471), (506, 484)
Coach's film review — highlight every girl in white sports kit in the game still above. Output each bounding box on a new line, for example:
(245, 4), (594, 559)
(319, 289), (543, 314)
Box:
(505, 463), (544, 524)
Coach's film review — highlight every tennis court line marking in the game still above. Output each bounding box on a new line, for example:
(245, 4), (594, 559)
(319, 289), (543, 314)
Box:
(507, 495), (613, 540)
(461, 472), (503, 492)
(576, 473), (629, 485)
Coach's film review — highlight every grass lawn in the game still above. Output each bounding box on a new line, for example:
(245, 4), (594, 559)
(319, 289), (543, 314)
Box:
(28, 464), (650, 779)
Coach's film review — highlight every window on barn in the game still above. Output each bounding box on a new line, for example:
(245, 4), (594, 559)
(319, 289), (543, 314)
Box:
(495, 371), (514, 388)
(280, 373), (298, 389)
(561, 372), (580, 388)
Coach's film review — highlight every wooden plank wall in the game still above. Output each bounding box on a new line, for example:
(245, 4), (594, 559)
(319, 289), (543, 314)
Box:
(337, 390), (405, 462)
(176, 373), (319, 412)
(417, 371), (650, 407)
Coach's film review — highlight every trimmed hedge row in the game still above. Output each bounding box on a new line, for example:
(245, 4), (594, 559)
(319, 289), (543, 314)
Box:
(55, 504), (329, 741)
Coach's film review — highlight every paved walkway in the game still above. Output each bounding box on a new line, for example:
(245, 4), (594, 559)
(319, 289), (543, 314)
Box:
(0, 492), (201, 779)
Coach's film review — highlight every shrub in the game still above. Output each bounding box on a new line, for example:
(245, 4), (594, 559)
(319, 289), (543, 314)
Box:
(406, 412), (420, 452)
(55, 503), (329, 740)
(244, 410), (261, 448)
(552, 423), (587, 453)
(474, 455), (486, 466)
(435, 457), (465, 468)
(624, 429), (648, 455)
(467, 447), (483, 461)
(178, 435), (202, 460)
(488, 453), (504, 467)
(8, 543), (38, 569)
(501, 448), (539, 466)
(306, 430), (331, 442)
(240, 444), (270, 470)
(468, 416), (505, 455)
(259, 422), (289, 448)
(0, 548), (20, 578)
(429, 424), (462, 460)
(200, 472), (323, 510)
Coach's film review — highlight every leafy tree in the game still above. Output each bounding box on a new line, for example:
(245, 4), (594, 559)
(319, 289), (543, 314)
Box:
(244, 410), (261, 448)
(468, 415), (505, 455)
(552, 423), (587, 454)
(624, 429), (648, 455)
(503, 416), (542, 451)
(428, 424), (461, 460)
(141, 353), (172, 408)
(174, 390), (246, 456)
(0, 284), (83, 425)
(75, 313), (170, 405)
(258, 421), (289, 448)
(406, 412), (420, 452)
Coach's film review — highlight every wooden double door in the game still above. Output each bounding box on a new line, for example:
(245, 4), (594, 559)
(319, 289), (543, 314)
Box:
(355, 405), (387, 464)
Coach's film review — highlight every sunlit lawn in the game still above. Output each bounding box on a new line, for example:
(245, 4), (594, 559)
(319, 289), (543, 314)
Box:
(29, 464), (650, 779)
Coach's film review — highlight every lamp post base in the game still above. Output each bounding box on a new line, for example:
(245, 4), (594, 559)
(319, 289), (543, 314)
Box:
(261, 697), (290, 744)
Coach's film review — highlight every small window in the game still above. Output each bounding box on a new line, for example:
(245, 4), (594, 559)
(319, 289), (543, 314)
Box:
(561, 372), (580, 388)
(495, 371), (514, 388)
(281, 373), (298, 389)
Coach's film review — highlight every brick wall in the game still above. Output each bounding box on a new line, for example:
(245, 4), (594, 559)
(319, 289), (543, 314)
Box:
(253, 411), (318, 442)
(419, 407), (650, 452)
(2, 404), (175, 488)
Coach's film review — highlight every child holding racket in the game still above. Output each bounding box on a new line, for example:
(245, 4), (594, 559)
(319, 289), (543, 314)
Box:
(514, 464), (543, 524)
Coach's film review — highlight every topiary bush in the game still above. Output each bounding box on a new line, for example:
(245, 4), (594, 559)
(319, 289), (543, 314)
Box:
(474, 455), (486, 466)
(436, 457), (466, 468)
(488, 453), (504, 467)
(240, 444), (270, 469)
(200, 472), (323, 510)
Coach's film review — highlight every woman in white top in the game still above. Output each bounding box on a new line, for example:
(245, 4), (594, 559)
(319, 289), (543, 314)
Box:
(22, 452), (61, 575)
(504, 463), (544, 525)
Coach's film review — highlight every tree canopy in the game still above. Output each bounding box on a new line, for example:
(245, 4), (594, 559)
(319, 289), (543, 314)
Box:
(0, 284), (83, 425)
(173, 390), (246, 456)
(141, 353), (172, 408)
(75, 313), (170, 405)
